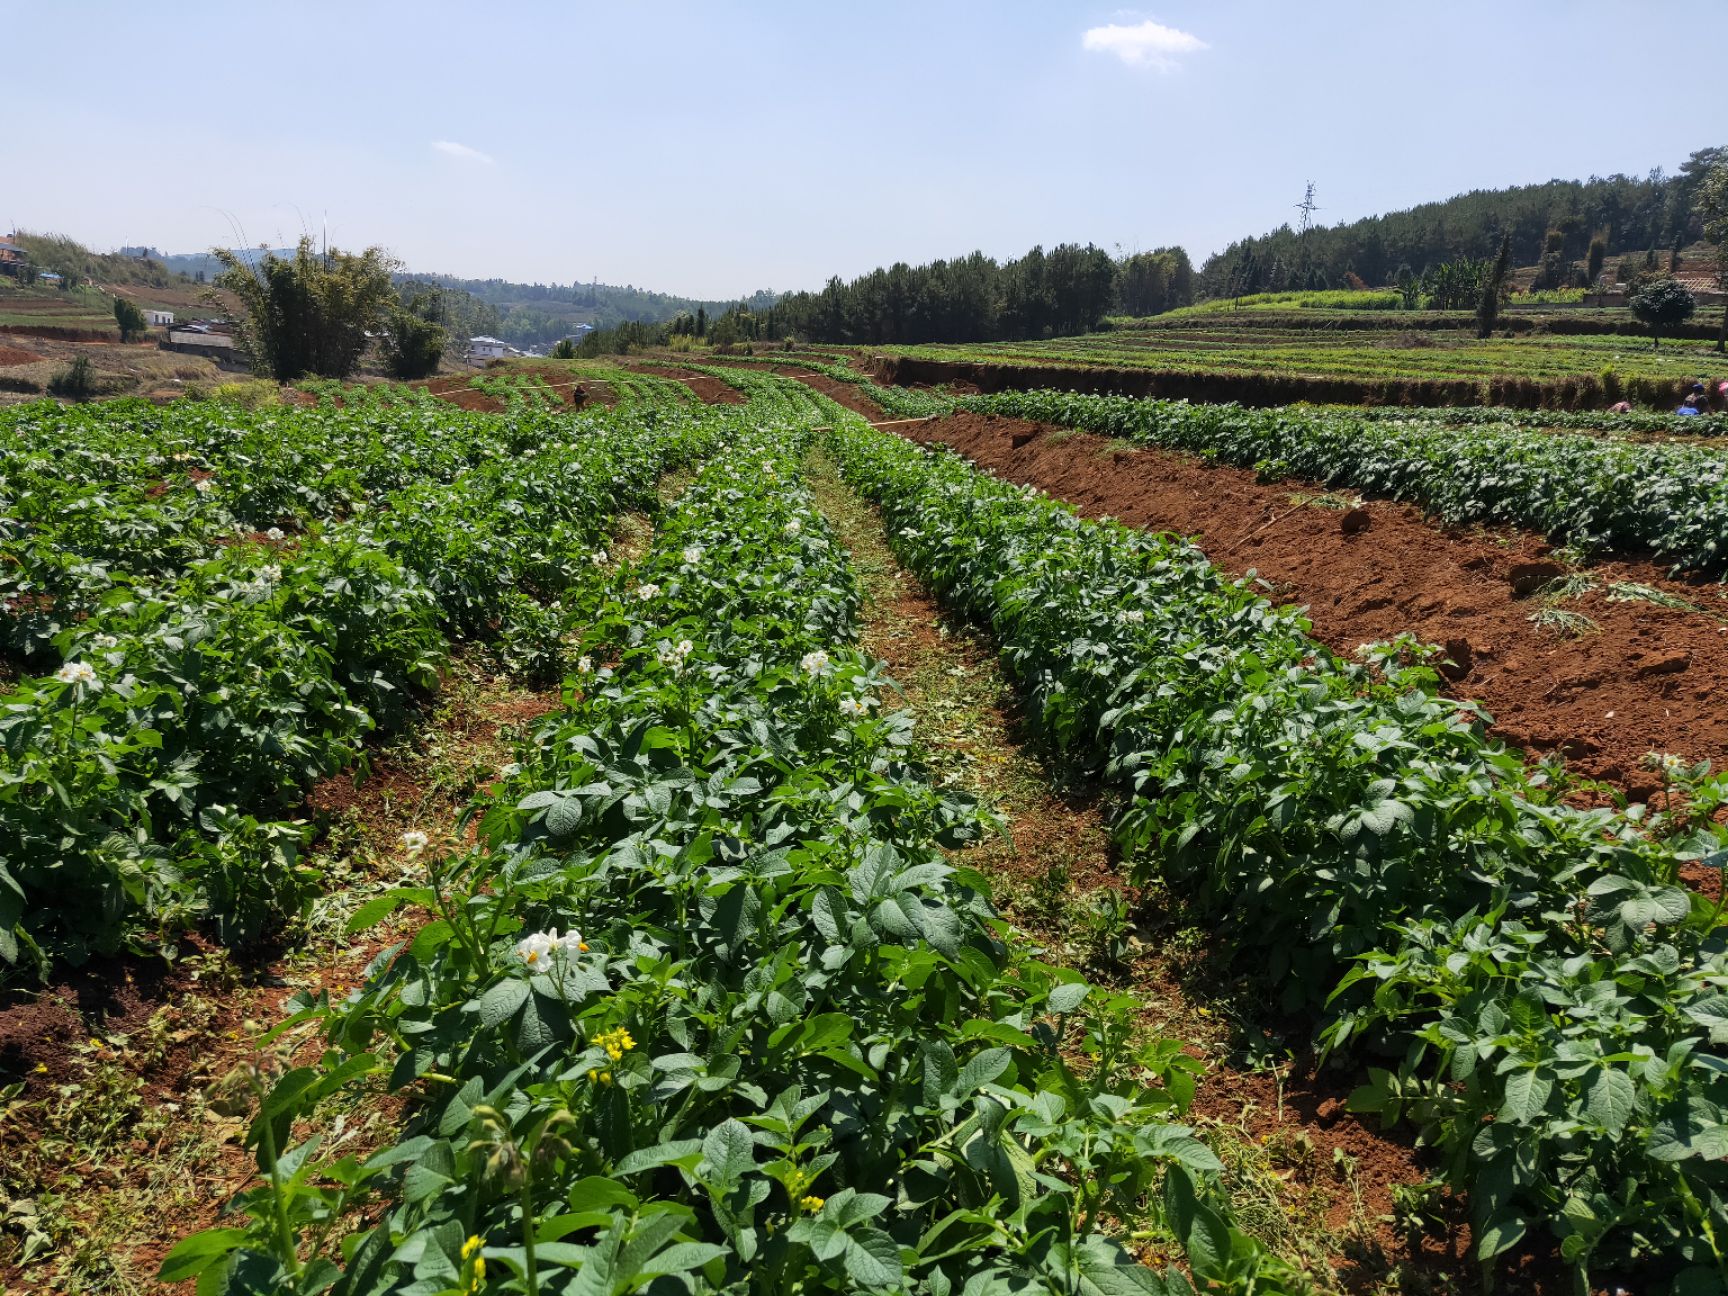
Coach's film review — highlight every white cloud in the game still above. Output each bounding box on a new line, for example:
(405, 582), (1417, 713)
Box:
(1082, 18), (1207, 71)
(432, 140), (494, 165)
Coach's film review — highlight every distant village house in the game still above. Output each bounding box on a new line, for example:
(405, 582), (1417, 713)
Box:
(467, 335), (514, 361)
(145, 309), (174, 326)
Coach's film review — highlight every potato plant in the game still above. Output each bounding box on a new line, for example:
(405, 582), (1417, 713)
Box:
(824, 410), (1728, 1287)
(0, 389), (715, 976)
(964, 389), (1728, 574)
(164, 410), (1295, 1295)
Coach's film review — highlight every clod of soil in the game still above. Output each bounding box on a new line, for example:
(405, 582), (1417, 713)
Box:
(1508, 559), (1565, 596)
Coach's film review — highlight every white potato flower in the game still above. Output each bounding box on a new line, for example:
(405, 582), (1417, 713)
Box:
(265, 527), (286, 542)
(55, 661), (100, 689)
(515, 927), (586, 969)
(400, 830), (429, 855)
(635, 583), (660, 601)
(683, 545), (703, 565)
(577, 655), (594, 674)
(1118, 609), (1145, 625)
(800, 650), (830, 676)
(93, 634), (119, 649)
(590, 550), (609, 567)
(784, 518), (801, 535)
(838, 695), (878, 717)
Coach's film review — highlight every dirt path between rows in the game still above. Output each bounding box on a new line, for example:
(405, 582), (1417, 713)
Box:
(0, 656), (557, 1294)
(805, 449), (1487, 1293)
(864, 401), (1728, 807)
(626, 363), (745, 405)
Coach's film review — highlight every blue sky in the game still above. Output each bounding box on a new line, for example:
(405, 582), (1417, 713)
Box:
(1, 1), (1718, 297)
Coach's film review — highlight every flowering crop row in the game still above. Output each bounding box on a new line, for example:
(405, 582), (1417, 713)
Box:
(166, 413), (1294, 1294)
(958, 389), (1728, 575)
(0, 390), (712, 976)
(824, 413), (1728, 1285)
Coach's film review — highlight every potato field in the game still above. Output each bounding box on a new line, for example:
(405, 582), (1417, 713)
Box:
(3, 362), (1727, 1296)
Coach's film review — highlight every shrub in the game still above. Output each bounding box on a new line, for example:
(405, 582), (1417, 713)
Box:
(47, 355), (97, 400)
(1629, 277), (1697, 349)
(210, 379), (280, 408)
(382, 307), (446, 380)
(549, 337), (577, 360)
(113, 297), (147, 342)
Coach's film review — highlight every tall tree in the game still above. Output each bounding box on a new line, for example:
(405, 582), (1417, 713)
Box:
(113, 297), (147, 342)
(1628, 278), (1697, 350)
(1477, 233), (1512, 338)
(212, 238), (398, 380)
(1696, 163), (1728, 353)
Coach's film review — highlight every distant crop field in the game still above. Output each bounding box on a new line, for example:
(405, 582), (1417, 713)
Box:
(866, 316), (1726, 411)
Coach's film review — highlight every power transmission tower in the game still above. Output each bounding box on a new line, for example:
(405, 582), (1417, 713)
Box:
(1295, 182), (1320, 284)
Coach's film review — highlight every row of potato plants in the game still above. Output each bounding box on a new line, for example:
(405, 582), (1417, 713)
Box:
(0, 388), (710, 976)
(165, 412), (1296, 1295)
(823, 410), (1728, 1288)
(955, 389), (1728, 575)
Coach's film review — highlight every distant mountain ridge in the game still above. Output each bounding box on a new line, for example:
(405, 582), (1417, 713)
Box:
(156, 252), (776, 346)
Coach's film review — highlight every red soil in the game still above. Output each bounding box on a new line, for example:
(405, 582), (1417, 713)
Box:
(422, 372), (504, 412)
(630, 363), (745, 405)
(838, 481), (1473, 1290)
(0, 346), (38, 367)
(894, 411), (1728, 806)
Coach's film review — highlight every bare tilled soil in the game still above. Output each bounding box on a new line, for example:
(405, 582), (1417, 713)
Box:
(889, 410), (1728, 806)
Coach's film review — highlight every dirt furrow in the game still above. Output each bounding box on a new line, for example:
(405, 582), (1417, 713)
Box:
(804, 448), (1471, 1293)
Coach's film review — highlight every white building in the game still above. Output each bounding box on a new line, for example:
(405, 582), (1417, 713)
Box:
(467, 335), (510, 361)
(145, 309), (174, 326)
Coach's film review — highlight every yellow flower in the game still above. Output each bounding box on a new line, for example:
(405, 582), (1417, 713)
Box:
(800, 1195), (825, 1213)
(461, 1235), (486, 1292)
(594, 1027), (635, 1061)
(588, 1068), (613, 1085)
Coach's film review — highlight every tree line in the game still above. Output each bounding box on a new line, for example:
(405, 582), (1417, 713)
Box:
(701, 244), (1195, 345)
(1201, 147), (1725, 296)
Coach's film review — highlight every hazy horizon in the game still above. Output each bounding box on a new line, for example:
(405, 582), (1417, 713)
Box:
(3, 0), (1720, 299)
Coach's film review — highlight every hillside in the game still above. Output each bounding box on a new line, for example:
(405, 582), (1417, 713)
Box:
(1200, 145), (1725, 295)
(410, 272), (780, 347)
(10, 232), (182, 289)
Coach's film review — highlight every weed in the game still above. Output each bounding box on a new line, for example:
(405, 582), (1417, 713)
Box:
(1528, 605), (1601, 636)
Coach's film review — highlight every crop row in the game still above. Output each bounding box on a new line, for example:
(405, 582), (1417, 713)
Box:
(824, 411), (1728, 1285)
(0, 387), (711, 975)
(957, 389), (1728, 575)
(165, 409), (1291, 1295)
(871, 329), (1719, 386)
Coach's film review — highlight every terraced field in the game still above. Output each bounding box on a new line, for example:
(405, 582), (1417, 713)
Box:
(864, 322), (1727, 411)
